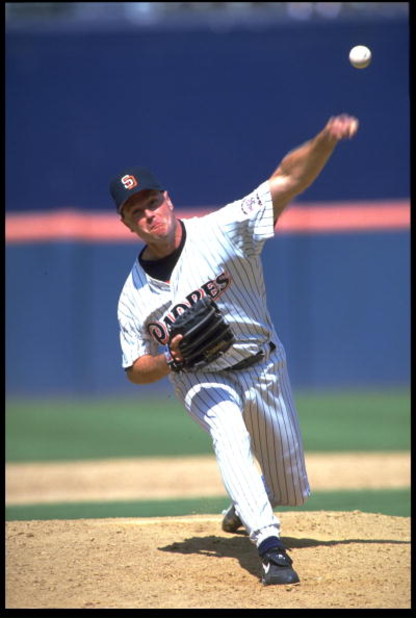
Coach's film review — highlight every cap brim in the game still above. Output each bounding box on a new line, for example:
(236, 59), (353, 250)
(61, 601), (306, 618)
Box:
(117, 185), (164, 213)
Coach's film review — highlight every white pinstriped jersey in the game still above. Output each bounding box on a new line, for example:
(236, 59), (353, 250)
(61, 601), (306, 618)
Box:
(117, 179), (310, 546)
(118, 180), (281, 371)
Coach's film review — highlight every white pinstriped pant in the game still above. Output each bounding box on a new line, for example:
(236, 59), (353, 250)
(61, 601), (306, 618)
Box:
(171, 342), (310, 546)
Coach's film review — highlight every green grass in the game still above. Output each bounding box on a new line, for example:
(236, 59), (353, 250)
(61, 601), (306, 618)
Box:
(295, 387), (410, 452)
(5, 488), (410, 521)
(5, 395), (212, 462)
(6, 387), (410, 462)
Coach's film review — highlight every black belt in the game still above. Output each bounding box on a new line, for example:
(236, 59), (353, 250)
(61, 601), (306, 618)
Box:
(224, 342), (276, 371)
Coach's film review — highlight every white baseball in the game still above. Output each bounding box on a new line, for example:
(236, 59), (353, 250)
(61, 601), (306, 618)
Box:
(349, 45), (372, 69)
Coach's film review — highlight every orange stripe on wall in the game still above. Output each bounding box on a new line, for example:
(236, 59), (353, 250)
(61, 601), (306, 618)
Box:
(5, 200), (410, 243)
(277, 201), (410, 233)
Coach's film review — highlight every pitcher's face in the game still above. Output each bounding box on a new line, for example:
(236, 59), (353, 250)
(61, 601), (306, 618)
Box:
(120, 190), (176, 243)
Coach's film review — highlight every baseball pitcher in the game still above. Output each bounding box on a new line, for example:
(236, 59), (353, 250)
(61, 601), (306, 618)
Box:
(110, 115), (359, 585)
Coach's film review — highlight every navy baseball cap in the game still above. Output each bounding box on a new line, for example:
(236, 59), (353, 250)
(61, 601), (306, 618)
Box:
(109, 166), (164, 213)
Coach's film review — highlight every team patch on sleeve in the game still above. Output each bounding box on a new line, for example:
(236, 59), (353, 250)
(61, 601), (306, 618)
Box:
(240, 192), (262, 216)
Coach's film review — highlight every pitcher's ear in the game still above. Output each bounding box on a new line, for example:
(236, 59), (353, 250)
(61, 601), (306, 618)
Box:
(120, 214), (134, 232)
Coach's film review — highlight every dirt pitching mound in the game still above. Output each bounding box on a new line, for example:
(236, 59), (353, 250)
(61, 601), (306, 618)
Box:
(6, 511), (410, 609)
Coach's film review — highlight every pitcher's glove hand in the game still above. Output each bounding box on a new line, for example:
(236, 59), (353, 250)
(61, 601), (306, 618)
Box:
(164, 297), (235, 372)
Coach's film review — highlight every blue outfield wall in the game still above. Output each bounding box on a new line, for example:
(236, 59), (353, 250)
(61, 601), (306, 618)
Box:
(6, 16), (409, 210)
(5, 16), (410, 396)
(6, 229), (410, 397)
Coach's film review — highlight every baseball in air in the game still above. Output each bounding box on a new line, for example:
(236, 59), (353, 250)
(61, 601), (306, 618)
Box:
(349, 45), (372, 69)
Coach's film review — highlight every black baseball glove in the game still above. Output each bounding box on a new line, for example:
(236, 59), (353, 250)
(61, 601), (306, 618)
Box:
(165, 296), (235, 372)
